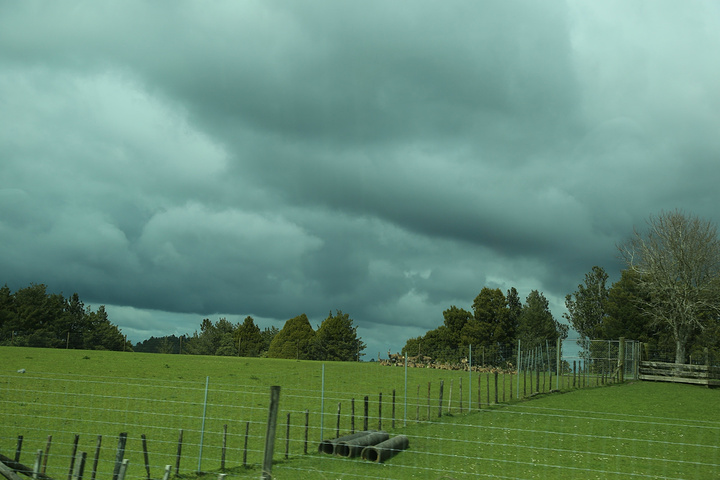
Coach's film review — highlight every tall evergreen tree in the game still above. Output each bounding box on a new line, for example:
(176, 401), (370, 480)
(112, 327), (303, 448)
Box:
(312, 310), (366, 361)
(235, 316), (263, 357)
(267, 314), (315, 359)
(517, 290), (566, 348)
(471, 287), (511, 364)
(563, 266), (609, 339)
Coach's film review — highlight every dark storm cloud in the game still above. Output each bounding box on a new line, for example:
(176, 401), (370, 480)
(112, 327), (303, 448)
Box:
(2, 1), (720, 356)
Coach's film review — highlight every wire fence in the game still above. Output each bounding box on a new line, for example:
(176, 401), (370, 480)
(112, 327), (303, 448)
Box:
(2, 342), (720, 480)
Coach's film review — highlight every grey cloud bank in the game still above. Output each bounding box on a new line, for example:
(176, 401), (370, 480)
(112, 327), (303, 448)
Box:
(2, 1), (720, 357)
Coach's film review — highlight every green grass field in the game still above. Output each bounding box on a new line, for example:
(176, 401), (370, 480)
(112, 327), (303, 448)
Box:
(2, 347), (719, 479)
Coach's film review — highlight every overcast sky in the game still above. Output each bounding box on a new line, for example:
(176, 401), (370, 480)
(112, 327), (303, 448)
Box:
(2, 1), (720, 359)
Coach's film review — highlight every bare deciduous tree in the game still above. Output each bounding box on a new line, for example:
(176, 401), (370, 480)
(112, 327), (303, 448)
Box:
(618, 210), (720, 363)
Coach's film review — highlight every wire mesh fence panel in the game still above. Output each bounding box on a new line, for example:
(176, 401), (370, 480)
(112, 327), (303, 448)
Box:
(2, 347), (720, 480)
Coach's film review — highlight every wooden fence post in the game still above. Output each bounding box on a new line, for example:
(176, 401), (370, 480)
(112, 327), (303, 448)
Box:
(304, 410), (309, 455)
(392, 390), (396, 429)
(68, 435), (80, 480)
(459, 378), (463, 412)
(618, 337), (626, 383)
(378, 393), (383, 430)
(509, 370), (513, 400)
(285, 413), (291, 460)
(427, 382), (431, 419)
(573, 361), (577, 388)
(141, 434), (151, 480)
(494, 372), (499, 404)
(243, 422), (249, 467)
(416, 385), (420, 421)
(42, 436), (52, 475)
(351, 399), (355, 433)
(261, 386), (281, 480)
(175, 430), (183, 476)
(336, 403), (341, 439)
(363, 396), (369, 431)
(556, 337), (562, 391)
(502, 374), (505, 403)
(221, 425), (227, 471)
(486, 372), (490, 405)
(477, 374), (482, 408)
(438, 381), (444, 418)
(90, 436), (101, 480)
(15, 436), (23, 464)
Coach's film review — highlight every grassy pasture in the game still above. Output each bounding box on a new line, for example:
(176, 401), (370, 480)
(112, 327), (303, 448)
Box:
(2, 347), (720, 479)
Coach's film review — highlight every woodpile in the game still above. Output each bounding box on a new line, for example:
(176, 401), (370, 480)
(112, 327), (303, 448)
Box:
(378, 356), (515, 374)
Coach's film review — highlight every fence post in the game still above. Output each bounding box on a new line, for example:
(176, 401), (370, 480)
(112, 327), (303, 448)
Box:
(417, 385), (421, 420)
(261, 386), (281, 480)
(175, 430), (183, 476)
(243, 422), (249, 467)
(285, 413), (290, 460)
(438, 381), (444, 418)
(112, 434), (126, 480)
(486, 372), (490, 405)
(392, 389), (397, 428)
(198, 376), (209, 472)
(573, 361), (577, 388)
(351, 399), (355, 433)
(72, 452), (86, 480)
(42, 436), (52, 476)
(117, 459), (129, 480)
(15, 436), (23, 464)
(220, 425), (227, 471)
(556, 338), (561, 390)
(468, 344), (473, 410)
(32, 450), (42, 480)
(90, 436), (101, 480)
(459, 378), (463, 411)
(304, 410), (309, 455)
(516, 339), (521, 399)
(336, 403), (341, 439)
(364, 396), (369, 431)
(478, 374), (482, 408)
(427, 382), (431, 418)
(378, 393), (383, 430)
(494, 372), (498, 404)
(141, 434), (151, 480)
(618, 338), (625, 383)
(320, 364), (325, 441)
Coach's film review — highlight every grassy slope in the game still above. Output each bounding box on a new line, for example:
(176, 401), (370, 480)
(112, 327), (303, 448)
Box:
(2, 347), (719, 480)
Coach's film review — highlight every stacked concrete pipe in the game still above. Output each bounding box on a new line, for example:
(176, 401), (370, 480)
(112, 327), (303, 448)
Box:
(361, 435), (409, 463)
(335, 431), (389, 458)
(318, 430), (376, 455)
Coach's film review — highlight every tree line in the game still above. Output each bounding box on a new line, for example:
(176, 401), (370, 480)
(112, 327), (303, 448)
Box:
(6, 211), (719, 365)
(0, 283), (131, 351)
(135, 310), (366, 362)
(566, 210), (720, 364)
(402, 287), (568, 366)
(404, 210), (720, 367)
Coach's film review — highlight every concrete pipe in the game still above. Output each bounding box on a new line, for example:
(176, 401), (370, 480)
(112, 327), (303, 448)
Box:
(318, 430), (375, 455)
(335, 431), (389, 458)
(361, 435), (409, 463)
